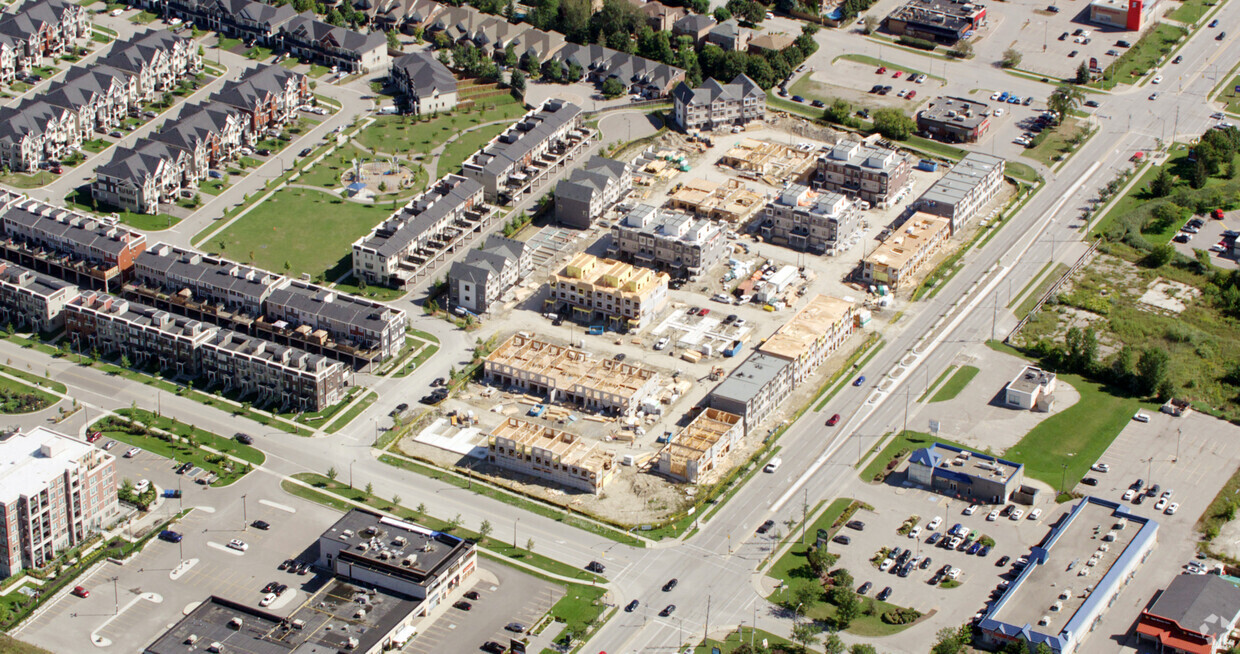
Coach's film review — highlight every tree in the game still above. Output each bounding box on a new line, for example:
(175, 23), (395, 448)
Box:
(326, 7), (345, 26)
(824, 98), (853, 125)
(690, 0), (709, 13)
(448, 513), (463, 530)
(120, 354), (130, 369)
(567, 61), (583, 81)
(949, 40), (973, 58)
(1000, 47), (1022, 68)
(364, 482), (374, 495)
(1035, 643), (1055, 654)
(872, 107), (916, 140)
(862, 14), (879, 34)
(392, 494), (401, 506)
(1145, 242), (1176, 268)
(1110, 345), (1137, 390)
(386, 29), (401, 51)
(790, 622), (822, 650)
(416, 502), (426, 515)
(601, 77), (626, 98)
(526, 537), (535, 551)
(791, 583), (818, 614)
(713, 6), (732, 21)
(834, 589), (860, 629)
(327, 466), (338, 481)
(823, 634), (846, 654)
(510, 69), (526, 96)
(849, 645), (877, 654)
(1076, 61), (1091, 83)
(504, 44), (518, 69)
(1150, 167), (1174, 197)
(543, 59), (563, 82)
(1047, 84), (1084, 124)
(479, 519), (493, 541)
(1189, 157), (1208, 189)
(1137, 346), (1171, 396)
(932, 626), (966, 654)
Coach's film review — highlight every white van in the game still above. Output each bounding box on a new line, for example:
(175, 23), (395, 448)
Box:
(764, 458), (782, 473)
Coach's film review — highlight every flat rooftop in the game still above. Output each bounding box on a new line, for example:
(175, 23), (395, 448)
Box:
(0, 261), (75, 298)
(920, 152), (1005, 207)
(486, 333), (658, 398)
(1010, 366), (1055, 394)
(919, 443), (1022, 485)
(758, 294), (854, 361)
(490, 417), (613, 473)
(322, 509), (471, 584)
(144, 579), (419, 654)
(710, 352), (790, 404)
(866, 212), (951, 271)
(990, 500), (1144, 635)
(919, 96), (990, 130)
(664, 408), (741, 460)
(0, 427), (99, 504)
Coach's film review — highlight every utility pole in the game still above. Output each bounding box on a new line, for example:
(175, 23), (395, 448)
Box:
(704, 595), (710, 643)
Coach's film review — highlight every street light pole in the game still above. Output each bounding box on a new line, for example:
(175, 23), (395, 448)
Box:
(513, 518), (519, 547)
(111, 576), (119, 615)
(241, 494), (247, 529)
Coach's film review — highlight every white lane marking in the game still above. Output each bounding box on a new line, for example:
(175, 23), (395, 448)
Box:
(258, 499), (296, 513)
(207, 542), (246, 556)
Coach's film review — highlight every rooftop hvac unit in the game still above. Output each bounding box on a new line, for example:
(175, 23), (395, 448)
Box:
(208, 643), (223, 653)
(228, 617), (243, 630)
(185, 635), (199, 645)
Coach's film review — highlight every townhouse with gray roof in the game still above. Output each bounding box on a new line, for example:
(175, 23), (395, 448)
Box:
(0, 261), (77, 333)
(552, 43), (684, 98)
(707, 20), (749, 51)
(96, 29), (199, 100)
(199, 328), (348, 411)
(447, 235), (528, 315)
(211, 63), (311, 136)
(390, 50), (457, 115)
(672, 74), (765, 132)
(913, 151), (1005, 233)
(461, 99), (587, 203)
(280, 11), (390, 73)
(672, 13), (717, 44)
(91, 137), (200, 215)
(156, 0), (296, 47)
(609, 204), (726, 279)
(555, 155), (632, 229)
(0, 0), (89, 83)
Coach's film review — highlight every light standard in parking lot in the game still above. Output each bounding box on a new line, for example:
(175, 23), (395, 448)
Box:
(241, 494), (248, 529)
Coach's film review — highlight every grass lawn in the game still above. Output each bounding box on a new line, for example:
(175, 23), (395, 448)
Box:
(63, 188), (180, 231)
(1005, 161), (1041, 184)
(216, 36), (241, 51)
(1022, 118), (1087, 167)
(329, 276), (406, 302)
(1092, 163), (1161, 237)
(929, 365), (980, 403)
(1014, 263), (1069, 317)
(244, 46), (274, 61)
(81, 138), (110, 153)
(859, 430), (969, 481)
(693, 628), (797, 654)
(130, 9), (158, 23)
(323, 391), (376, 434)
(0, 634), (52, 654)
(210, 188), (386, 280)
(308, 64), (331, 78)
(904, 135), (966, 161)
(918, 366), (956, 402)
(1169, 0), (1218, 24)
(544, 584), (608, 639)
(0, 170), (54, 189)
(768, 498), (855, 585)
(114, 408), (265, 465)
(355, 98), (526, 156)
(300, 144), (369, 189)
(276, 386), (363, 426)
(1199, 464), (1240, 559)
(1219, 76), (1240, 114)
(0, 374), (57, 413)
(90, 415), (255, 487)
(0, 364), (66, 394)
(1095, 23), (1188, 88)
(437, 123), (507, 176)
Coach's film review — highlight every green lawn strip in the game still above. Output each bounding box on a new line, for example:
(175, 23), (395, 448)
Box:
(859, 430), (969, 480)
(691, 447), (782, 531)
(1004, 161), (1042, 184)
(355, 99), (526, 156)
(693, 627), (798, 654)
(767, 498), (854, 582)
(0, 374), (58, 413)
(91, 414), (252, 486)
(0, 363), (66, 393)
(541, 584), (609, 647)
(1003, 372), (1151, 490)
(1215, 75), (1240, 114)
(917, 366), (957, 402)
(1198, 464), (1240, 562)
(831, 54), (944, 82)
(437, 123), (508, 176)
(1092, 163), (1159, 237)
(1021, 117), (1087, 167)
(766, 91), (823, 120)
(813, 335), (884, 412)
(130, 9), (157, 22)
(1092, 23), (1188, 89)
(81, 138), (109, 153)
(327, 276), (406, 302)
(377, 454), (643, 547)
(1168, 0), (1214, 23)
(323, 391), (377, 434)
(1014, 263), (1069, 317)
(308, 64), (331, 78)
(1010, 262), (1055, 308)
(394, 342), (440, 377)
(210, 187), (387, 280)
(408, 328), (440, 343)
(288, 473), (607, 582)
(63, 188), (179, 230)
(277, 386), (363, 426)
(929, 365), (980, 403)
(902, 135), (967, 162)
(0, 171), (54, 189)
(113, 408), (265, 465)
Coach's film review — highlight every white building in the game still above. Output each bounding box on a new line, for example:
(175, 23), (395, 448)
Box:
(1004, 365), (1057, 410)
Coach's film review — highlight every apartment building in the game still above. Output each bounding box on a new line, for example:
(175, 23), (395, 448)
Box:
(132, 243), (278, 316)
(914, 152), (1005, 233)
(813, 140), (911, 208)
(554, 155), (632, 229)
(756, 294), (856, 386)
(488, 418), (617, 494)
(390, 50), (457, 115)
(64, 290), (215, 375)
(200, 329), (347, 411)
(99, 29), (200, 96)
(860, 211), (952, 288)
(447, 234), (528, 315)
(547, 253), (669, 331)
(461, 99), (587, 203)
(608, 204), (726, 279)
(707, 352), (793, 432)
(280, 12), (390, 74)
(0, 0), (90, 82)
(352, 174), (497, 289)
(758, 185), (861, 255)
(0, 427), (118, 577)
(672, 74), (765, 132)
(547, 42), (685, 99)
(212, 64), (311, 137)
(0, 192), (147, 291)
(0, 261), (77, 333)
(656, 408), (743, 484)
(484, 332), (660, 415)
(91, 137), (201, 215)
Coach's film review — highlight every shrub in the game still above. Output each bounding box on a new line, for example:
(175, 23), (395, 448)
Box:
(897, 36), (937, 50)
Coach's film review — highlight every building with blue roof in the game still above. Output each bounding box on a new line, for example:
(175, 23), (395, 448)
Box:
(907, 442), (1024, 504)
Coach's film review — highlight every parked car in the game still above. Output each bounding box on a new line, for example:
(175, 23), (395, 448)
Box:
(227, 539), (249, 551)
(757, 519), (775, 534)
(124, 447), (140, 458)
(1082, 477), (1099, 486)
(877, 587), (892, 601)
(826, 414), (841, 426)
(454, 601), (472, 610)
(159, 530), (183, 543)
(505, 623), (526, 633)
(997, 555), (1011, 567)
(252, 520), (270, 530)
(72, 586), (89, 598)
(833, 534), (851, 545)
(465, 591), (481, 600)
(846, 520), (865, 530)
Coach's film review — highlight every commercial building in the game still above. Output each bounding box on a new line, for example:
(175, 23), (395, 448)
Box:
(317, 509), (477, 605)
(671, 74), (766, 132)
(608, 204), (727, 279)
(554, 155), (632, 229)
(667, 178), (764, 224)
(859, 211), (952, 289)
(461, 99), (587, 203)
(978, 497), (1159, 653)
(352, 174), (498, 289)
(917, 96), (992, 143)
(0, 192), (148, 292)
(1089, 0), (1158, 30)
(1004, 365), (1057, 410)
(884, 0), (986, 44)
(487, 417), (617, 494)
(907, 443), (1024, 504)
(813, 140), (911, 209)
(199, 328), (348, 412)
(280, 12), (390, 73)
(0, 261), (77, 333)
(758, 185), (861, 255)
(390, 50), (457, 115)
(1136, 574), (1240, 654)
(483, 333), (661, 415)
(0, 426), (117, 577)
(656, 408), (743, 483)
(914, 152), (1005, 233)
(757, 294), (856, 386)
(707, 352), (793, 432)
(546, 253), (669, 331)
(446, 234), (528, 315)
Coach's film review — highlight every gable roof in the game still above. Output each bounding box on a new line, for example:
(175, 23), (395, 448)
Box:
(393, 50), (456, 97)
(281, 12), (386, 53)
(673, 13), (716, 34)
(673, 74), (762, 106)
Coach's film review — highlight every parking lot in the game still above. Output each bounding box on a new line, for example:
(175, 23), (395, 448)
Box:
(1170, 208), (1238, 269)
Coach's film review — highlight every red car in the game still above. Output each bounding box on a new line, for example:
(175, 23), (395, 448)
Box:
(826, 414), (841, 426)
(698, 308), (710, 317)
(876, 66), (887, 74)
(71, 586), (89, 598)
(86, 431), (102, 443)
(892, 71), (903, 78)
(1214, 208), (1226, 219)
(906, 90), (917, 100)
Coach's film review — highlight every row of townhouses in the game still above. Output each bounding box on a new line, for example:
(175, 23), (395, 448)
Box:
(461, 98), (589, 204)
(671, 74), (766, 132)
(446, 234), (528, 315)
(0, 28), (200, 173)
(149, 0), (390, 72)
(0, 0), (90, 84)
(91, 64), (312, 214)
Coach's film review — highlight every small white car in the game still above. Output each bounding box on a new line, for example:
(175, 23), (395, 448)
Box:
(227, 539), (249, 552)
(133, 479), (150, 493)
(909, 525), (922, 539)
(1162, 490), (1174, 499)
(1123, 489), (1136, 501)
(654, 337), (669, 350)
(879, 558), (895, 572)
(1010, 509), (1025, 520)
(1091, 463), (1110, 472)
(987, 510), (999, 522)
(109, 8), (123, 15)
(1133, 412), (1150, 422)
(990, 92), (1002, 100)
(1029, 509), (1043, 521)
(1155, 498), (1168, 511)
(994, 108), (1005, 117)
(948, 567), (961, 580)
(124, 447), (140, 458)
(927, 516), (942, 530)
(964, 504), (978, 515)
(260, 593), (277, 607)
(1152, 75), (1162, 84)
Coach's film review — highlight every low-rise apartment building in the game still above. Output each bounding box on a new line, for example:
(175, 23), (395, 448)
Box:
(914, 151), (1005, 233)
(0, 426), (117, 577)
(0, 0), (90, 83)
(860, 211), (951, 289)
(758, 185), (861, 255)
(707, 352), (793, 432)
(447, 234), (528, 315)
(200, 328), (347, 412)
(813, 140), (911, 208)
(91, 136), (202, 215)
(390, 50), (457, 115)
(280, 12), (390, 73)
(756, 294), (856, 386)
(656, 408), (743, 484)
(461, 99), (586, 203)
(547, 253), (669, 331)
(550, 42), (684, 98)
(671, 74), (765, 132)
(608, 204), (726, 279)
(484, 332), (660, 415)
(554, 155), (632, 229)
(0, 261), (77, 333)
(488, 418), (617, 494)
(352, 174), (497, 289)
(159, 0), (296, 47)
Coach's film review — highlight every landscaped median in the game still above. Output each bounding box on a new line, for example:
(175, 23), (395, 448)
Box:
(91, 410), (262, 487)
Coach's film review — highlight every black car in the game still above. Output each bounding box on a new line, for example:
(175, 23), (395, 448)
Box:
(1174, 233), (1190, 243)
(421, 388), (449, 405)
(454, 601), (472, 610)
(996, 555), (1011, 567)
(1172, 55), (1183, 64)
(791, 95), (805, 103)
(481, 642), (505, 654)
(176, 462), (193, 474)
(235, 433), (254, 445)
(274, 583), (287, 596)
(757, 519), (775, 534)
(432, 377), (446, 387)
(1082, 477), (1099, 486)
(1084, 100), (1100, 108)
(811, 99), (825, 108)
(465, 591), (481, 600)
(1133, 493), (1145, 505)
(660, 604), (676, 617)
(613, 353), (626, 361)
(625, 599), (639, 612)
(858, 581), (872, 594)
(1047, 4), (1060, 11)
(252, 520), (270, 530)
(505, 622), (525, 633)
(1058, 32), (1069, 41)
(256, 148), (271, 156)
(833, 534), (851, 545)
(846, 520), (865, 531)
(298, 148), (312, 157)
(920, 557), (932, 569)
(663, 579), (678, 592)
(296, 562), (309, 575)
(870, 84), (883, 93)
(280, 559), (295, 570)
(877, 587), (892, 601)
(586, 561), (606, 573)
(262, 581), (278, 593)
(1117, 39), (1132, 47)
(390, 403), (409, 416)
